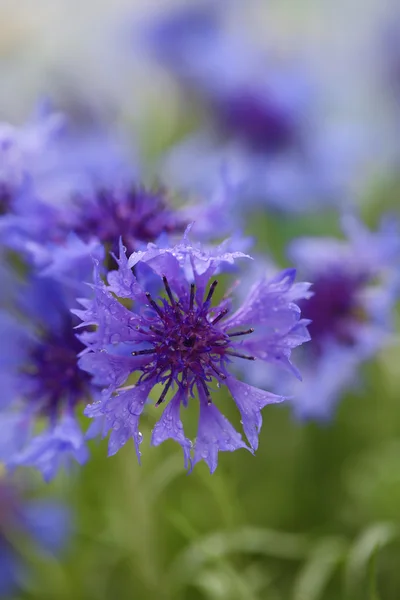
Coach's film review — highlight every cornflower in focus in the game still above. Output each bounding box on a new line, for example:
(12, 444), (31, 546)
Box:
(75, 229), (310, 472)
(286, 215), (400, 420)
(141, 1), (357, 212)
(0, 473), (70, 596)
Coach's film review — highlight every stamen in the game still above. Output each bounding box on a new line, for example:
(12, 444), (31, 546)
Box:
(228, 328), (254, 338)
(205, 280), (218, 304)
(212, 340), (229, 347)
(189, 283), (195, 310)
(197, 376), (212, 404)
(156, 377), (172, 406)
(132, 348), (157, 356)
(181, 367), (188, 388)
(226, 351), (255, 361)
(162, 275), (176, 306)
(208, 362), (227, 380)
(211, 308), (229, 325)
(149, 325), (164, 335)
(145, 292), (164, 318)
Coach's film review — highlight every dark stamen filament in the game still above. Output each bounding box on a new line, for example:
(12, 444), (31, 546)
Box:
(226, 351), (255, 361)
(211, 308), (229, 325)
(132, 348), (157, 356)
(208, 362), (227, 380)
(146, 292), (164, 318)
(149, 325), (164, 335)
(189, 283), (195, 310)
(197, 376), (212, 404)
(162, 275), (176, 306)
(228, 328), (254, 337)
(156, 377), (172, 406)
(205, 280), (218, 304)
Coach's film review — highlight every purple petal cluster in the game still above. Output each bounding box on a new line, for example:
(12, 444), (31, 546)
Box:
(75, 232), (310, 472)
(286, 215), (400, 420)
(65, 184), (186, 256)
(142, 1), (358, 213)
(0, 106), (187, 265)
(0, 244), (103, 480)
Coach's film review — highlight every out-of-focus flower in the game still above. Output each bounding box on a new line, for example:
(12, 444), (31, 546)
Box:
(0, 104), (63, 215)
(63, 184), (186, 256)
(0, 238), (103, 481)
(0, 472), (70, 596)
(75, 229), (310, 472)
(0, 106), (188, 261)
(142, 1), (359, 212)
(286, 214), (400, 420)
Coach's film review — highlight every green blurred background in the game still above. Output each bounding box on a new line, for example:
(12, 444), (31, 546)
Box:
(2, 1), (400, 599)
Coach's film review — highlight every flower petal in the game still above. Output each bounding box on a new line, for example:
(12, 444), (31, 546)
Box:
(226, 377), (284, 450)
(151, 390), (192, 468)
(193, 392), (248, 473)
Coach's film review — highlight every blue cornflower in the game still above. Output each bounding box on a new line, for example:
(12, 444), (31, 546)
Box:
(0, 238), (104, 480)
(0, 474), (70, 596)
(63, 184), (186, 256)
(286, 215), (400, 420)
(75, 229), (310, 472)
(142, 1), (358, 212)
(0, 107), (187, 260)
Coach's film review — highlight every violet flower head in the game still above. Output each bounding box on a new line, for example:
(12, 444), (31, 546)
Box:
(0, 239), (104, 481)
(0, 475), (70, 596)
(144, 0), (307, 154)
(287, 214), (400, 420)
(67, 184), (186, 256)
(143, 1), (359, 212)
(0, 108), (187, 261)
(76, 230), (310, 472)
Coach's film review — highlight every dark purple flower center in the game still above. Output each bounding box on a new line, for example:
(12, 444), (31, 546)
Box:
(23, 318), (90, 418)
(72, 185), (185, 255)
(0, 183), (13, 216)
(299, 271), (366, 354)
(132, 278), (254, 404)
(213, 90), (296, 153)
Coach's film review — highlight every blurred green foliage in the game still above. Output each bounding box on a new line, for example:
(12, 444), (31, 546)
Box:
(12, 188), (400, 600)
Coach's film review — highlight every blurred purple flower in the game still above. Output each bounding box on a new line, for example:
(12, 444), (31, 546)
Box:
(0, 476), (70, 596)
(0, 238), (104, 481)
(64, 184), (186, 256)
(0, 105), (188, 261)
(287, 214), (400, 420)
(75, 229), (310, 472)
(142, 1), (360, 212)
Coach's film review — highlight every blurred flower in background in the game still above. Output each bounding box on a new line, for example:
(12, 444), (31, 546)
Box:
(286, 214), (400, 420)
(0, 470), (70, 596)
(0, 253), (103, 480)
(140, 0), (365, 213)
